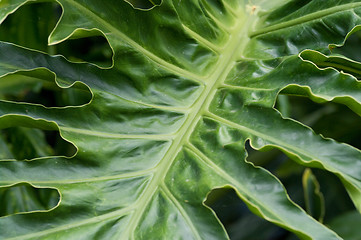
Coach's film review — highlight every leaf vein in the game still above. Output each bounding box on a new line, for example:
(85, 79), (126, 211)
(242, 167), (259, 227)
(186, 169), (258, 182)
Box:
(62, 0), (204, 82)
(60, 126), (174, 140)
(160, 184), (202, 240)
(250, 2), (361, 38)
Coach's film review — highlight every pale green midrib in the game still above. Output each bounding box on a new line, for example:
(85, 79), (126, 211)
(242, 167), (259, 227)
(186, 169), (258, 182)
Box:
(0, 169), (153, 185)
(61, 0), (206, 82)
(160, 184), (202, 240)
(5, 206), (134, 240)
(60, 126), (174, 140)
(249, 2), (361, 38)
(121, 9), (253, 240)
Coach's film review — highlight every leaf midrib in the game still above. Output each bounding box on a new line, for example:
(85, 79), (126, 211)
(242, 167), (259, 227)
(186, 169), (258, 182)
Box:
(1, 4), (255, 239)
(121, 8), (257, 239)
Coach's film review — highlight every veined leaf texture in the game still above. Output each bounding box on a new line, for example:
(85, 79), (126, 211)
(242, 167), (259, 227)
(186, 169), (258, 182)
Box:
(0, 0), (361, 239)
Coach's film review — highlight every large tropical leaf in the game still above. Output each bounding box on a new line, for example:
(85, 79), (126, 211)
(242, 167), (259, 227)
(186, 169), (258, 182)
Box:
(1, 0), (361, 239)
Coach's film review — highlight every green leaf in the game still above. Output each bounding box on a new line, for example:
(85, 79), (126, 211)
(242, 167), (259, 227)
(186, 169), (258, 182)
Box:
(328, 211), (361, 240)
(1, 0), (361, 239)
(301, 49), (361, 80)
(0, 128), (60, 218)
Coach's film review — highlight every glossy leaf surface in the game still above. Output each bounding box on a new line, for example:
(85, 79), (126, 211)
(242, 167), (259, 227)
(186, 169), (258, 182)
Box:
(0, 0), (361, 239)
